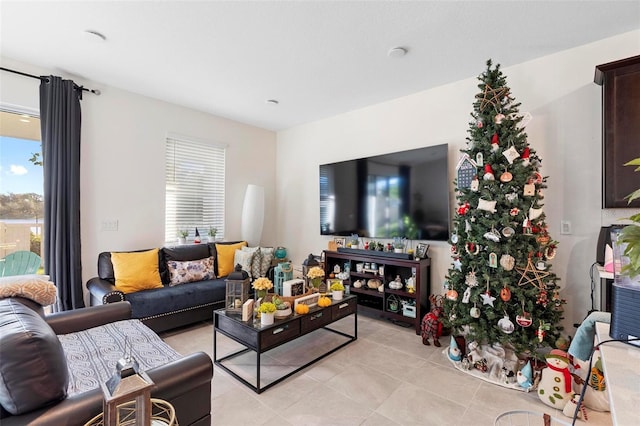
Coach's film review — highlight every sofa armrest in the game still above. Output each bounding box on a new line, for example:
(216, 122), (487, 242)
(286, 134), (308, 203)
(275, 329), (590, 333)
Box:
(46, 302), (132, 334)
(0, 351), (213, 426)
(86, 277), (125, 304)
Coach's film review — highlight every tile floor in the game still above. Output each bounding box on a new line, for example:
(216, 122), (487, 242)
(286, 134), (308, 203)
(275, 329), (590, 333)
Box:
(161, 312), (612, 426)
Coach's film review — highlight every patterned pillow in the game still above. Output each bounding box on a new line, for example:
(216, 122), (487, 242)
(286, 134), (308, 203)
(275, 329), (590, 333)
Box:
(241, 246), (261, 279)
(233, 249), (254, 279)
(258, 247), (275, 277)
(167, 256), (215, 286)
(0, 277), (57, 306)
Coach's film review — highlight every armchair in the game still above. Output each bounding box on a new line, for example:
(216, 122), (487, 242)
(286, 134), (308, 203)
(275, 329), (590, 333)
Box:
(0, 299), (212, 426)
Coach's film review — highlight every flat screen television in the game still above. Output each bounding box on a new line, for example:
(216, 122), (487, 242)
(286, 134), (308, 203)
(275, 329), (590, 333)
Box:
(319, 143), (450, 241)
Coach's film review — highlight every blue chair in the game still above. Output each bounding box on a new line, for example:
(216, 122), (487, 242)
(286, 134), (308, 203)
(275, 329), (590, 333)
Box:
(0, 251), (42, 276)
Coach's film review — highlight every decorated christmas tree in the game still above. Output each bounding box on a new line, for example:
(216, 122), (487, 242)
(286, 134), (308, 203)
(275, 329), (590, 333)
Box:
(443, 60), (565, 356)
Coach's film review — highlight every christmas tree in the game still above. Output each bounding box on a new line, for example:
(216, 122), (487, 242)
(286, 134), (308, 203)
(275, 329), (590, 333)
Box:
(443, 60), (565, 356)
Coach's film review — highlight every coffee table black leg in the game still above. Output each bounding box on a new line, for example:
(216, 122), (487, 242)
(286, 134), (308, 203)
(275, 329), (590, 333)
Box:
(256, 347), (261, 393)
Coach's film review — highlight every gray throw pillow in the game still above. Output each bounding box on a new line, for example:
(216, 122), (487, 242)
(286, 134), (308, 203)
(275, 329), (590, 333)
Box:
(0, 298), (69, 415)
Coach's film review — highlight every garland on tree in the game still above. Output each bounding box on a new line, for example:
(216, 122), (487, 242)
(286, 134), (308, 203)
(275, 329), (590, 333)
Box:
(443, 60), (565, 356)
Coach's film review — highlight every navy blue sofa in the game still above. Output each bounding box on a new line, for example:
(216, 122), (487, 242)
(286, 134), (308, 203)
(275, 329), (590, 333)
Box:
(87, 242), (242, 333)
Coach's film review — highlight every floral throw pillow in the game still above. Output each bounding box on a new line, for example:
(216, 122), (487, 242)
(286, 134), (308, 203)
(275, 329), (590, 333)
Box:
(167, 256), (215, 286)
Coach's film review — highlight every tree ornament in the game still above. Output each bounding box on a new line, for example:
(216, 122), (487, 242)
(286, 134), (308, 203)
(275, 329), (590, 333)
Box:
(462, 286), (472, 303)
(494, 113), (505, 124)
(483, 228), (501, 242)
(516, 312), (532, 327)
(465, 219), (472, 233)
(509, 207), (520, 216)
(470, 303), (480, 318)
(537, 289), (549, 306)
(521, 147), (531, 166)
(529, 206), (543, 220)
(465, 269), (478, 287)
(475, 83), (509, 111)
(532, 172), (543, 184)
(516, 255), (551, 289)
(536, 321), (549, 342)
(478, 198), (497, 213)
(457, 201), (470, 215)
(476, 119), (483, 128)
(456, 154), (478, 190)
(505, 192), (518, 203)
(501, 226), (515, 238)
(452, 257), (462, 271)
(446, 288), (459, 301)
(470, 176), (479, 191)
(491, 133), (500, 152)
(480, 279), (496, 307)
(499, 171), (513, 182)
(451, 233), (459, 243)
(489, 252), (498, 268)
(523, 180), (536, 196)
(451, 245), (458, 255)
(498, 313), (515, 334)
(500, 284), (511, 301)
(483, 163), (495, 180)
(465, 242), (480, 256)
(502, 145), (520, 164)
(499, 254), (515, 271)
(476, 152), (484, 166)
(544, 244), (557, 260)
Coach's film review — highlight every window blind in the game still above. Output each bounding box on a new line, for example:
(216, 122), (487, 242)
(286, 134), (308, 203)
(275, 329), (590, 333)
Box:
(165, 135), (226, 243)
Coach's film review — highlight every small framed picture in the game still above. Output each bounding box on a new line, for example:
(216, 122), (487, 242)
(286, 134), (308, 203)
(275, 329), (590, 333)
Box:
(415, 243), (429, 259)
(334, 237), (346, 248)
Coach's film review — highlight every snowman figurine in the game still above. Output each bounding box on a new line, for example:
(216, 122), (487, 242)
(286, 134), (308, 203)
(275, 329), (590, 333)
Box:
(538, 350), (574, 409)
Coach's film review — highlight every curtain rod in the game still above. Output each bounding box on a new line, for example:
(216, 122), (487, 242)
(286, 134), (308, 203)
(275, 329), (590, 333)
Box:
(0, 66), (101, 95)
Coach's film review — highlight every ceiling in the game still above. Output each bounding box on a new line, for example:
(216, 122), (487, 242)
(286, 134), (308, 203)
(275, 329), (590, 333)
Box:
(1, 1), (638, 131)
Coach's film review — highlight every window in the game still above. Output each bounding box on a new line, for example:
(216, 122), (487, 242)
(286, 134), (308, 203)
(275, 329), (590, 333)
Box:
(0, 109), (44, 272)
(165, 134), (226, 243)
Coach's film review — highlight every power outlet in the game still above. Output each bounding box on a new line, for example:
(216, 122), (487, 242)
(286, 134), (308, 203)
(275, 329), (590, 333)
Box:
(101, 219), (119, 231)
(560, 220), (572, 235)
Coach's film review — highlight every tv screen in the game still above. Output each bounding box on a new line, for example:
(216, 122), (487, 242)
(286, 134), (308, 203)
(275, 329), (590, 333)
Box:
(319, 144), (450, 241)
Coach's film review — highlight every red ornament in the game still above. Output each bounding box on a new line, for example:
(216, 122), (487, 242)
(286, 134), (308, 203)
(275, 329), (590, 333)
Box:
(521, 147), (530, 159)
(483, 163), (495, 180)
(457, 201), (470, 215)
(491, 133), (499, 152)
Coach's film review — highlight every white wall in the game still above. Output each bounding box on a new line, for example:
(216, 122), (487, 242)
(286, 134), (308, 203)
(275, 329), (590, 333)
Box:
(0, 57), (277, 301)
(276, 30), (640, 333)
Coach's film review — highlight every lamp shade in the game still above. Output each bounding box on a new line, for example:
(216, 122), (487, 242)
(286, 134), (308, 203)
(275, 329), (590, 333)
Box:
(240, 184), (264, 246)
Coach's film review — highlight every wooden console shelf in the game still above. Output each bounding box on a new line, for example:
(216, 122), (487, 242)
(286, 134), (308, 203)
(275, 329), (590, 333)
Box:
(323, 250), (431, 334)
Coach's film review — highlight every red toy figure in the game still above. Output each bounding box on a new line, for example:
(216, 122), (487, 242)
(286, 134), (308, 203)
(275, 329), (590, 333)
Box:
(421, 295), (444, 346)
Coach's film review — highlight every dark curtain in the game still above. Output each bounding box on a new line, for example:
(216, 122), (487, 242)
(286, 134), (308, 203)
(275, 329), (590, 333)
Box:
(40, 76), (84, 311)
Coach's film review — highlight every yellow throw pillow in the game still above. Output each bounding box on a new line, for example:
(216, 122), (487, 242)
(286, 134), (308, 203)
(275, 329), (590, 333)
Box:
(111, 249), (163, 294)
(216, 242), (248, 277)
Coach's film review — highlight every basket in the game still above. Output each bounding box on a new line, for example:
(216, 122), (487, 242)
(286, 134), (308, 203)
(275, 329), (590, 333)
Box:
(494, 410), (571, 426)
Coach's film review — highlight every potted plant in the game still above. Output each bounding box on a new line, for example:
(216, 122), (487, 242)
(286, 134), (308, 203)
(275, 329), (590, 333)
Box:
(207, 226), (218, 243)
(306, 266), (325, 291)
(258, 302), (276, 325)
(618, 157), (640, 281)
(330, 281), (345, 300)
(393, 237), (406, 253)
(272, 295), (292, 318)
(177, 228), (189, 245)
(252, 277), (273, 300)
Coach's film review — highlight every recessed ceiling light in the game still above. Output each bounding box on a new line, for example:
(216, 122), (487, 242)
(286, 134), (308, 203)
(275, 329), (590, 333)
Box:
(84, 30), (107, 42)
(266, 99), (279, 105)
(388, 47), (408, 58)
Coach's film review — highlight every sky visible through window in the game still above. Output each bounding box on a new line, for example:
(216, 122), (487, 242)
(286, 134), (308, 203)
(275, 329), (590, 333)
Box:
(0, 136), (43, 195)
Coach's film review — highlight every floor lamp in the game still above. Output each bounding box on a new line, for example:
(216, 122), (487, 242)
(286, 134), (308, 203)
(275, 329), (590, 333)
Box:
(240, 184), (264, 247)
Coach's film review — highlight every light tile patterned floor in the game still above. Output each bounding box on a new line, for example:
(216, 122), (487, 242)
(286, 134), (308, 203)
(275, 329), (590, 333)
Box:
(161, 313), (612, 426)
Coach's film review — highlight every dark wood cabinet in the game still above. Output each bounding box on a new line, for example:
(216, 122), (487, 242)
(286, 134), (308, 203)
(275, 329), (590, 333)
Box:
(595, 55), (640, 208)
(323, 249), (430, 334)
